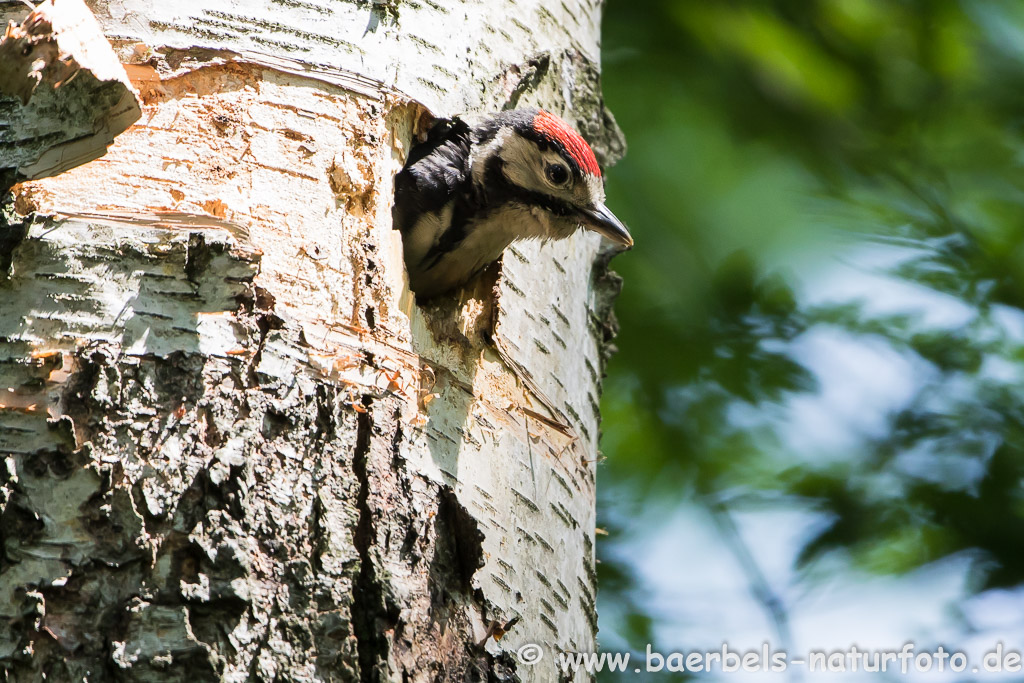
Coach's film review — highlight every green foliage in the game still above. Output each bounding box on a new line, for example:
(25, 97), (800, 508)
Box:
(598, 0), (1024, 661)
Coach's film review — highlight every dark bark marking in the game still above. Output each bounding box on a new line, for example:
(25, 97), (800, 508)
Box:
(351, 395), (398, 683)
(185, 232), (212, 285)
(0, 198), (31, 280)
(241, 285), (284, 387)
(433, 487), (484, 595)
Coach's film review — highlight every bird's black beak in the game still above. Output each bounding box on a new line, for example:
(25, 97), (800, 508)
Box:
(580, 203), (633, 248)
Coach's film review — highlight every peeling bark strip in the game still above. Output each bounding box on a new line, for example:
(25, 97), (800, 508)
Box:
(0, 0), (141, 192)
(0, 0), (623, 680)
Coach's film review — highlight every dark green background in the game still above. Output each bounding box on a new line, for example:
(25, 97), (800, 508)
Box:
(596, 0), (1024, 677)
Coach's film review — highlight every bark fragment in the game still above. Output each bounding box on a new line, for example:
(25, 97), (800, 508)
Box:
(0, 0), (141, 192)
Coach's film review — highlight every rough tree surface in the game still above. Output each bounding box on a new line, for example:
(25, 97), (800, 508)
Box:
(0, 0), (624, 680)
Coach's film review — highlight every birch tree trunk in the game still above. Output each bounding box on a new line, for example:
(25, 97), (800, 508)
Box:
(0, 0), (624, 680)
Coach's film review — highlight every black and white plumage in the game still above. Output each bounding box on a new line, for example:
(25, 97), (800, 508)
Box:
(393, 108), (633, 298)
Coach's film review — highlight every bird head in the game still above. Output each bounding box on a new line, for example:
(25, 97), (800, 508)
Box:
(469, 108), (633, 248)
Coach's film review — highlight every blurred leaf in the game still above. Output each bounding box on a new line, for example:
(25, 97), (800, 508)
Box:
(597, 0), (1024, 664)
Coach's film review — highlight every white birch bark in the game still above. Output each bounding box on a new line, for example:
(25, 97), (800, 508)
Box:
(0, 0), (624, 680)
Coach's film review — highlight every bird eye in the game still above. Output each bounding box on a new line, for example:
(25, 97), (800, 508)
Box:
(545, 164), (570, 186)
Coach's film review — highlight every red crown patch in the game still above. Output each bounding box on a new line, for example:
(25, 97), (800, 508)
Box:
(532, 110), (602, 177)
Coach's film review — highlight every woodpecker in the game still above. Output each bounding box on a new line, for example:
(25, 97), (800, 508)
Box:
(393, 108), (633, 298)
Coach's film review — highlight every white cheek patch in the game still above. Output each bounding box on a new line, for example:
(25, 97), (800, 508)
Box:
(499, 135), (554, 195)
(509, 135), (606, 208)
(475, 131), (606, 208)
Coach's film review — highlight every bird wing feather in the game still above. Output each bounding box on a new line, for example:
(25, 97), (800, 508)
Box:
(392, 117), (473, 234)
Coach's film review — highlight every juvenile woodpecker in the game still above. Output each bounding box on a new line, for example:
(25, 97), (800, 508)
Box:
(393, 108), (632, 298)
